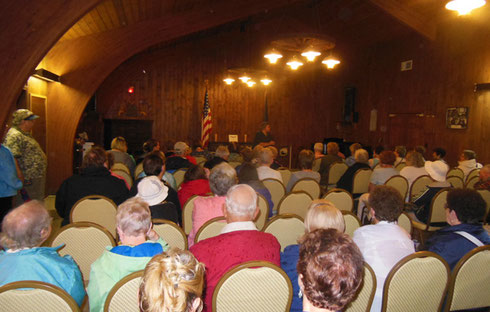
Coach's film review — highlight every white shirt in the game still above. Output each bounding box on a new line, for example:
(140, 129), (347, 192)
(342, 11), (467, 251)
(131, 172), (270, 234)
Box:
(458, 159), (483, 180)
(353, 221), (415, 312)
(220, 221), (257, 234)
(400, 166), (428, 187)
(257, 166), (283, 183)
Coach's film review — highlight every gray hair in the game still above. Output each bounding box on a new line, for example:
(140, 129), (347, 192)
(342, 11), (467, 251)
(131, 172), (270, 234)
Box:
(209, 162), (237, 196)
(0, 201), (52, 250)
(314, 143), (323, 152)
(215, 145), (230, 159)
(225, 184), (258, 219)
(259, 148), (273, 165)
(354, 149), (369, 164)
(116, 197), (152, 236)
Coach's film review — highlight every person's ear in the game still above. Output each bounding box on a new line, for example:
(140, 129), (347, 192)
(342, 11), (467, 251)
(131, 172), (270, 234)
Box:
(253, 205), (260, 221)
(190, 297), (203, 312)
(298, 273), (304, 292)
(40, 225), (52, 242)
(222, 204), (228, 219)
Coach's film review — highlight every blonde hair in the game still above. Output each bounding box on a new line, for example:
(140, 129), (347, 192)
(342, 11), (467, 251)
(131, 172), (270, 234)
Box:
(405, 151), (424, 168)
(111, 136), (128, 152)
(326, 142), (339, 155)
(304, 199), (345, 233)
(116, 197), (151, 237)
(139, 248), (205, 312)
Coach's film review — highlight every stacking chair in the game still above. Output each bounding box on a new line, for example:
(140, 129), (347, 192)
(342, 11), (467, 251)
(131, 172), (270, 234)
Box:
(262, 214), (304, 251)
(195, 217), (227, 244)
(194, 156), (207, 165)
(465, 175), (479, 189)
(395, 162), (406, 171)
(444, 245), (490, 311)
(152, 219), (187, 250)
(312, 158), (322, 172)
(111, 163), (130, 175)
(397, 212), (412, 236)
(49, 222), (116, 282)
(476, 189), (490, 224)
(228, 161), (241, 168)
(384, 175), (409, 200)
(412, 189), (450, 245)
(465, 168), (480, 184)
(328, 162), (348, 188)
(255, 193), (270, 231)
(352, 168), (372, 196)
(322, 188), (354, 212)
(278, 168), (292, 187)
(262, 178), (286, 214)
(212, 261), (292, 312)
(290, 178), (321, 199)
(381, 252), (450, 312)
(447, 176), (464, 188)
(409, 175), (433, 202)
(0, 281), (80, 312)
(173, 168), (187, 189)
(342, 211), (361, 238)
(104, 270), (144, 312)
(277, 191), (313, 220)
(182, 195), (211, 235)
(344, 263), (376, 312)
(133, 162), (144, 179)
(112, 169), (133, 188)
(70, 195), (117, 237)
(447, 167), (464, 180)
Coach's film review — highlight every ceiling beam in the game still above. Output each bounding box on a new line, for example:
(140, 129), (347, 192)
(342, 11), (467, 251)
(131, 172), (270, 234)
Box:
(368, 0), (436, 40)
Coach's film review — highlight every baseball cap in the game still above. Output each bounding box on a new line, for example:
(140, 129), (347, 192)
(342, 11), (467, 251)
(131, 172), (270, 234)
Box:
(12, 109), (39, 126)
(174, 141), (189, 154)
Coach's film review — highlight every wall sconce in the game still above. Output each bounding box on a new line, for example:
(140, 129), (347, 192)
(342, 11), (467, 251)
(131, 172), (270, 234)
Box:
(32, 68), (60, 82)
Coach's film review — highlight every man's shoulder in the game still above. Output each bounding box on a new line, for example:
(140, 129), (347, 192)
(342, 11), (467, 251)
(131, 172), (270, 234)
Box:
(191, 230), (279, 253)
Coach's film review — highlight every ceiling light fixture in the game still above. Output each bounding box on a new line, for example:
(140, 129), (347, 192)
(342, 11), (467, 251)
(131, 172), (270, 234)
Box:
(445, 0), (486, 15)
(322, 57), (341, 69)
(261, 78), (272, 86)
(238, 75), (251, 83)
(246, 80), (256, 87)
(286, 56), (303, 70)
(223, 77), (235, 85)
(301, 49), (321, 62)
(264, 50), (283, 64)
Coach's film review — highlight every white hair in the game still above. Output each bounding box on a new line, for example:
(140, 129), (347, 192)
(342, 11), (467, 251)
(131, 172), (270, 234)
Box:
(258, 148), (273, 165)
(215, 145), (230, 159)
(225, 184), (257, 219)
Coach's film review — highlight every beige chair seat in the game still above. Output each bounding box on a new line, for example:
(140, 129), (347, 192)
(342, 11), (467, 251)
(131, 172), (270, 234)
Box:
(277, 191), (313, 220)
(262, 214), (304, 251)
(290, 178), (321, 199)
(342, 211), (361, 238)
(70, 195), (118, 238)
(104, 270), (144, 312)
(262, 178), (286, 214)
(152, 219), (187, 250)
(323, 188), (354, 212)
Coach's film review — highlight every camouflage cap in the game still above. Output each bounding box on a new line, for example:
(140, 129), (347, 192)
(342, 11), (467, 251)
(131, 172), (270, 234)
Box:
(12, 109), (39, 126)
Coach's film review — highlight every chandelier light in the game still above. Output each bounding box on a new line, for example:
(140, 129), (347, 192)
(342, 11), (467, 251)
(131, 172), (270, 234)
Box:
(301, 49), (321, 62)
(264, 50), (283, 64)
(261, 78), (272, 86)
(223, 77), (235, 85)
(445, 0), (486, 15)
(238, 74), (251, 83)
(322, 57), (341, 69)
(286, 56), (303, 70)
(246, 80), (256, 87)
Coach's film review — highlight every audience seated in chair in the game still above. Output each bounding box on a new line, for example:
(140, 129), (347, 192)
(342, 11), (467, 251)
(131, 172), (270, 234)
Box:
(166, 141), (193, 173)
(345, 143), (362, 167)
(238, 162), (273, 216)
(413, 160), (451, 223)
(353, 186), (414, 312)
(281, 200), (345, 312)
(106, 151), (130, 189)
(190, 184), (280, 312)
(0, 201), (85, 306)
(55, 146), (129, 226)
(319, 142), (343, 186)
(87, 197), (169, 312)
(139, 248), (205, 312)
(136, 151), (177, 189)
(298, 229), (364, 312)
(188, 162), (237, 247)
(256, 148), (283, 183)
(204, 145), (229, 170)
(107, 136), (136, 177)
(394, 145), (407, 167)
(368, 146), (384, 169)
(178, 165), (211, 207)
(234, 146), (254, 174)
(457, 149), (483, 181)
(136, 138), (160, 165)
(474, 164), (490, 191)
(268, 146), (282, 170)
(313, 142), (325, 160)
(432, 147), (447, 164)
(422, 188), (490, 269)
(337, 148), (370, 194)
(400, 151), (427, 198)
(136, 176), (180, 225)
(286, 149), (321, 193)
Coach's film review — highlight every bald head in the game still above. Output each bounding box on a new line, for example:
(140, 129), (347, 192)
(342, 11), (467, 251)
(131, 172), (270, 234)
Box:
(480, 165), (490, 181)
(1, 201), (52, 250)
(224, 184), (258, 222)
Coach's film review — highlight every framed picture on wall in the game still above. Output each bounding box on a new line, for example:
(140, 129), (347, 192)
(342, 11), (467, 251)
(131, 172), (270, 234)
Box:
(446, 107), (468, 129)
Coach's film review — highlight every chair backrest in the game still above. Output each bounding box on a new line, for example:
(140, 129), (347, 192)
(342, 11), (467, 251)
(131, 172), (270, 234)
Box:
(152, 219), (187, 250)
(352, 168), (372, 194)
(134, 162), (144, 179)
(212, 261), (292, 312)
(384, 175), (409, 200)
(111, 163), (130, 175)
(465, 176), (479, 189)
(395, 162), (406, 171)
(342, 211), (361, 238)
(426, 188), (450, 230)
(104, 270), (143, 312)
(255, 193), (269, 231)
(397, 212), (412, 236)
(262, 214), (305, 251)
(381, 251), (450, 312)
(0, 280), (80, 312)
(278, 169), (292, 186)
(445, 245), (490, 312)
(112, 169), (133, 188)
(195, 216), (227, 244)
(290, 178), (321, 199)
(312, 158), (321, 172)
(447, 176), (464, 188)
(344, 262), (377, 312)
(277, 191), (313, 220)
(409, 175), (433, 202)
(182, 195), (210, 235)
(173, 168), (187, 189)
(322, 188), (354, 212)
(476, 189), (490, 224)
(328, 162), (348, 185)
(70, 195), (118, 237)
(447, 167), (464, 180)
(49, 222), (116, 282)
(262, 178), (286, 213)
(465, 168), (480, 183)
(194, 156), (207, 165)
(228, 161), (241, 168)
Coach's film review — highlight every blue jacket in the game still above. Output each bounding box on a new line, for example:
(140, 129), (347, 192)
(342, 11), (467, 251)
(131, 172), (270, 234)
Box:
(0, 246), (86, 306)
(0, 145), (22, 197)
(281, 244), (302, 312)
(424, 223), (490, 269)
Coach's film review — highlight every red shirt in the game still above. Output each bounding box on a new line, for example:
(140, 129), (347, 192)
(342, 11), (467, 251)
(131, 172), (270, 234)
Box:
(177, 179), (211, 207)
(190, 230), (280, 312)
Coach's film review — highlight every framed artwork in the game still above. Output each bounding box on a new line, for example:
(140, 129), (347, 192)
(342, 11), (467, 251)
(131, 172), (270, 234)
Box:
(446, 107), (468, 129)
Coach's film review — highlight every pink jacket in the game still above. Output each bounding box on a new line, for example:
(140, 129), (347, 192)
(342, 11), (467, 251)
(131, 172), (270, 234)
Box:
(187, 196), (226, 247)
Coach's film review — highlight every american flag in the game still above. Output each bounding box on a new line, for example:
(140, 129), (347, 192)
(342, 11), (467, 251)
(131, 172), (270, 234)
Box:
(201, 88), (212, 148)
